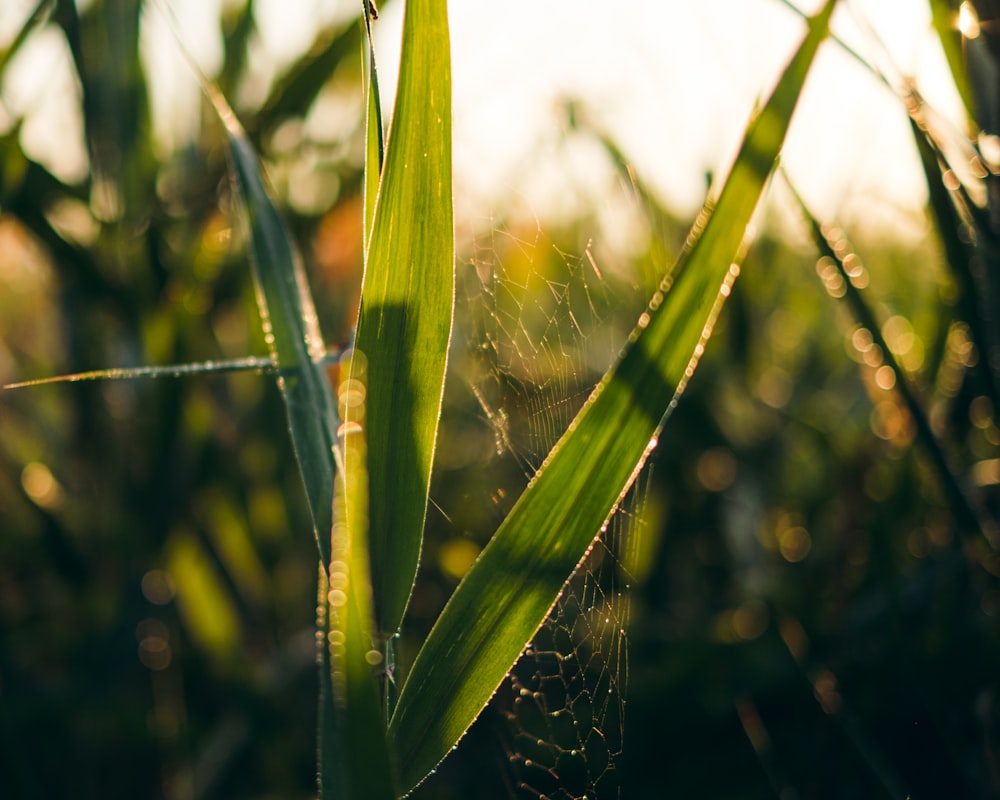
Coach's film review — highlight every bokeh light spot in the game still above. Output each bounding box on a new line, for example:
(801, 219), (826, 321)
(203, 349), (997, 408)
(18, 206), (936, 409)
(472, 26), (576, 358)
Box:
(136, 618), (172, 671)
(757, 366), (793, 409)
(20, 462), (63, 510)
(439, 539), (481, 581)
(779, 527), (811, 563)
(875, 365), (896, 390)
(971, 395), (994, 429)
(732, 600), (769, 641)
(696, 447), (738, 492)
(813, 669), (842, 714)
(141, 570), (176, 605)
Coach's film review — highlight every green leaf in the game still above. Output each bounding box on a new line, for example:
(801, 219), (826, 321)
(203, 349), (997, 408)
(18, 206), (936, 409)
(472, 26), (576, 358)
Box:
(319, 350), (397, 800)
(210, 89), (341, 565)
(210, 87), (395, 800)
(218, 0), (256, 99)
(786, 174), (998, 548)
(353, 0), (454, 639)
(386, 0), (838, 792)
(166, 528), (241, 661)
(909, 108), (1000, 413)
(57, 0), (154, 228)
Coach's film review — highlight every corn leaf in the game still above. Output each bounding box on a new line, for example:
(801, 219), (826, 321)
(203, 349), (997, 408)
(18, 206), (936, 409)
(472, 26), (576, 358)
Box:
(386, 0), (838, 791)
(352, 0), (454, 640)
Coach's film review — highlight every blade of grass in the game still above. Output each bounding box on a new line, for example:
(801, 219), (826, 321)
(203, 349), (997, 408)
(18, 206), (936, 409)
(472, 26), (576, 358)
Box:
(360, 0), (399, 717)
(786, 174), (999, 549)
(3, 348), (346, 389)
(319, 350), (396, 800)
(3, 356), (278, 389)
(387, 1), (838, 791)
(352, 0), (454, 641)
(218, 0), (256, 99)
(909, 106), (1000, 414)
(207, 86), (395, 799)
(57, 0), (153, 229)
(210, 89), (342, 563)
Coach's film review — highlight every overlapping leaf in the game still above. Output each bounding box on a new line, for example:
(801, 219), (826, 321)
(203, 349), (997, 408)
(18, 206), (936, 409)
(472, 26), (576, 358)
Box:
(210, 88), (394, 799)
(213, 94), (341, 562)
(352, 0), (454, 641)
(387, 1), (838, 792)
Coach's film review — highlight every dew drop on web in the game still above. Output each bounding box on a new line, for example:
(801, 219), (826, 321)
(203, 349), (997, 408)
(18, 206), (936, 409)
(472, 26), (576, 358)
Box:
(453, 218), (650, 798)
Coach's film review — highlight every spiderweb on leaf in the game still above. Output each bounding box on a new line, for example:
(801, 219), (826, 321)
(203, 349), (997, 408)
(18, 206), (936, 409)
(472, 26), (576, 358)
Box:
(452, 215), (651, 800)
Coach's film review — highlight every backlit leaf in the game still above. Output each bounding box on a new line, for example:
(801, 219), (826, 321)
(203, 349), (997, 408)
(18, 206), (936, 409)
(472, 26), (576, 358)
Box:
(352, 0), (454, 641)
(387, 1), (838, 791)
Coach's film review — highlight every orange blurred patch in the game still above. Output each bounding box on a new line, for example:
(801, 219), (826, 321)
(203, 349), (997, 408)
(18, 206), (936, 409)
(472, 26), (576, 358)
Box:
(315, 196), (363, 281)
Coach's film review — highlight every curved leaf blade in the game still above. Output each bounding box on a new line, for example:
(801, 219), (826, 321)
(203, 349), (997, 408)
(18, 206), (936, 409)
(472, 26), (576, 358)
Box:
(387, 1), (838, 791)
(214, 94), (341, 564)
(210, 90), (395, 799)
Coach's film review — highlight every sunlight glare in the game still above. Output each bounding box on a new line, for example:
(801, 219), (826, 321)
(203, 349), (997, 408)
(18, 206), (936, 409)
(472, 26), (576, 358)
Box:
(2, 0), (969, 243)
(959, 2), (981, 39)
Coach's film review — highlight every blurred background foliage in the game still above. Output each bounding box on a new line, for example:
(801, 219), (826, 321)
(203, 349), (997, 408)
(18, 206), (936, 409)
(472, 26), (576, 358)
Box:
(2, 0), (1000, 798)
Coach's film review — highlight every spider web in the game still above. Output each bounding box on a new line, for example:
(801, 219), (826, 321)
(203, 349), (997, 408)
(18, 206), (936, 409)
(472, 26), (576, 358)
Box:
(453, 216), (650, 800)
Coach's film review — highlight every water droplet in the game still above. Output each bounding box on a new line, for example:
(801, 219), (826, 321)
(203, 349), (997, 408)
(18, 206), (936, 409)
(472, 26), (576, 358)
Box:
(328, 588), (347, 607)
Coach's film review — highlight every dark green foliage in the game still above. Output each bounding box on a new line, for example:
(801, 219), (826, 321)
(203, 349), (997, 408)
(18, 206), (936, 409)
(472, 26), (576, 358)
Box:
(3, 2), (1000, 799)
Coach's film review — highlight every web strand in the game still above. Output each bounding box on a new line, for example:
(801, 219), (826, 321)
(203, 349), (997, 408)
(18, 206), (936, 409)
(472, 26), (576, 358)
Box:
(455, 217), (647, 800)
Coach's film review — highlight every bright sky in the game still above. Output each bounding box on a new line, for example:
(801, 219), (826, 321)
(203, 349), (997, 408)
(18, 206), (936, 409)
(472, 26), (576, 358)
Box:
(0, 0), (969, 242)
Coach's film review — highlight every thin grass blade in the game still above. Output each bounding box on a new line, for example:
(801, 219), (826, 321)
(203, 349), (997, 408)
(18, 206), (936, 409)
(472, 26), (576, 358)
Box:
(2, 356), (277, 389)
(352, 0), (454, 640)
(909, 109), (1000, 412)
(218, 0), (256, 98)
(386, 1), (838, 791)
(786, 174), (998, 548)
(208, 87), (395, 799)
(209, 89), (341, 564)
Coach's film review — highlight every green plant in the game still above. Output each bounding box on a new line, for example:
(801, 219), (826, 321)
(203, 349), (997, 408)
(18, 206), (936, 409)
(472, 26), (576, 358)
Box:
(183, 0), (838, 795)
(4, 0), (1000, 797)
